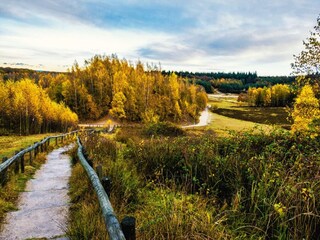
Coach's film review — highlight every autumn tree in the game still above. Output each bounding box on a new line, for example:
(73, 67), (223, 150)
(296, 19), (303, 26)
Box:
(291, 85), (320, 135)
(0, 79), (78, 134)
(290, 15), (320, 135)
(247, 84), (292, 107)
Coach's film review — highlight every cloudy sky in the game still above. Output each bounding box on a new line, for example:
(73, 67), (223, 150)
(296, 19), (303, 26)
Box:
(0, 0), (319, 75)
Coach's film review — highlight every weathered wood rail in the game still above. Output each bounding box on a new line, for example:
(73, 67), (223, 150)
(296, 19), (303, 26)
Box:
(76, 135), (135, 240)
(0, 131), (78, 186)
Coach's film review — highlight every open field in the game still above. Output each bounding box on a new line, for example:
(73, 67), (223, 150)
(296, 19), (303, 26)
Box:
(0, 134), (54, 159)
(208, 93), (291, 130)
(205, 112), (273, 134)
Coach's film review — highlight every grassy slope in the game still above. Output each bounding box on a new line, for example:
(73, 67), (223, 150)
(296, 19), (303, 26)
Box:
(0, 134), (55, 159)
(207, 112), (272, 134)
(207, 94), (291, 132)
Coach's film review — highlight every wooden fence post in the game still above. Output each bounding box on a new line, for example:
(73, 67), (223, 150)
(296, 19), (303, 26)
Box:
(40, 141), (43, 152)
(96, 165), (103, 180)
(29, 149), (33, 165)
(20, 148), (25, 173)
(121, 216), (136, 240)
(14, 150), (19, 174)
(34, 142), (38, 158)
(55, 137), (58, 146)
(101, 177), (112, 197)
(1, 157), (8, 187)
(43, 140), (46, 152)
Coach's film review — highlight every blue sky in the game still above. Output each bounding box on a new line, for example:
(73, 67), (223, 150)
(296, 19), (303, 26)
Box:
(0, 0), (319, 75)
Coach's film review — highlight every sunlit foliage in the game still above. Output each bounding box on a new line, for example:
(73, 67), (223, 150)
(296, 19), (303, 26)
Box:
(246, 84), (293, 107)
(0, 79), (78, 135)
(291, 85), (320, 135)
(39, 55), (207, 122)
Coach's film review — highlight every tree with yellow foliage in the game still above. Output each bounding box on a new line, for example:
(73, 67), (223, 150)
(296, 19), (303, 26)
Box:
(0, 79), (78, 135)
(291, 85), (320, 135)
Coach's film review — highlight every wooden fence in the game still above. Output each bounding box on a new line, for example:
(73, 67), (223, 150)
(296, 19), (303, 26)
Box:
(76, 136), (135, 240)
(0, 131), (78, 186)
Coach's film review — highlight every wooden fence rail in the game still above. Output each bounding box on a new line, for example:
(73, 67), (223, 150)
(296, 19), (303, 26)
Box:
(0, 130), (78, 179)
(76, 136), (127, 240)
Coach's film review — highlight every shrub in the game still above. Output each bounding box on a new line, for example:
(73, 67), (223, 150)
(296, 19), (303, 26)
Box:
(144, 121), (185, 137)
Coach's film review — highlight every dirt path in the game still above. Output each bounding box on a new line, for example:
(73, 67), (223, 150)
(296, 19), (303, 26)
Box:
(0, 144), (74, 240)
(78, 115), (119, 128)
(182, 107), (211, 128)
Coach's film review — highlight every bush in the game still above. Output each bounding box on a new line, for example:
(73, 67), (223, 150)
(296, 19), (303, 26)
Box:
(144, 121), (185, 137)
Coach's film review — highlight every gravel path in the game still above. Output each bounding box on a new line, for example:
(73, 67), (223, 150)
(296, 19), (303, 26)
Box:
(0, 144), (74, 240)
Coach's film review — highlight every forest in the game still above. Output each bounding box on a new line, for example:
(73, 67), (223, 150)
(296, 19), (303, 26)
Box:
(164, 70), (296, 93)
(0, 56), (208, 134)
(0, 79), (78, 135)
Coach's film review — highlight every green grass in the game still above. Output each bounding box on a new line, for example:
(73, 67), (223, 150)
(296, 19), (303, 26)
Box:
(0, 134), (55, 159)
(204, 112), (272, 134)
(207, 93), (291, 131)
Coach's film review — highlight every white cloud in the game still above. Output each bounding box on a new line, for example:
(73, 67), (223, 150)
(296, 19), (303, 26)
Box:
(0, 19), (172, 71)
(0, 0), (319, 75)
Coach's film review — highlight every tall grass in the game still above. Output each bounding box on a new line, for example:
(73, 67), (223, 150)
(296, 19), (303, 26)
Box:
(67, 163), (107, 239)
(69, 131), (231, 239)
(68, 128), (320, 239)
(126, 128), (320, 239)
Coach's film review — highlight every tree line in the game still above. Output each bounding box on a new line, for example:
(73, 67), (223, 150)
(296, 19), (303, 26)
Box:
(243, 84), (294, 107)
(0, 56), (208, 135)
(0, 79), (78, 135)
(37, 55), (207, 122)
(162, 70), (295, 93)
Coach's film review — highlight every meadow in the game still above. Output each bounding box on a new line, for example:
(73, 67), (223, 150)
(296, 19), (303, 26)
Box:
(67, 123), (320, 239)
(207, 93), (291, 130)
(65, 94), (320, 239)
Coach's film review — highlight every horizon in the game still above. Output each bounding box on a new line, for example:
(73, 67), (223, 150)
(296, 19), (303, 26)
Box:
(0, 1), (319, 76)
(0, 65), (297, 78)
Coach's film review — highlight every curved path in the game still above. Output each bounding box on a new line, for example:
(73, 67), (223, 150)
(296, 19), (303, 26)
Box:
(0, 144), (74, 240)
(182, 107), (211, 128)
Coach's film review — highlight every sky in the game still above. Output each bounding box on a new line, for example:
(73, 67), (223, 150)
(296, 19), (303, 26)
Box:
(0, 0), (319, 76)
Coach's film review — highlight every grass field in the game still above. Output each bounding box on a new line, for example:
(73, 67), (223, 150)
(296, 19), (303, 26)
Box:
(0, 133), (56, 159)
(205, 112), (273, 134)
(207, 93), (291, 130)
